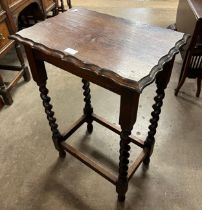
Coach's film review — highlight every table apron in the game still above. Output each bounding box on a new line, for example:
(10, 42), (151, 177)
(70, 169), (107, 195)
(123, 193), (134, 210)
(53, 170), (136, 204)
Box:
(34, 50), (139, 96)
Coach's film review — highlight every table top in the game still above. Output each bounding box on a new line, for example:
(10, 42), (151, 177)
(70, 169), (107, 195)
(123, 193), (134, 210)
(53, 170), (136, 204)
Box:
(11, 8), (188, 92)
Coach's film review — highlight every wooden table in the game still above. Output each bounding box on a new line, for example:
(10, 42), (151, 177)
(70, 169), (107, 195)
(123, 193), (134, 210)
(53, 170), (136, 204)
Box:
(11, 8), (188, 202)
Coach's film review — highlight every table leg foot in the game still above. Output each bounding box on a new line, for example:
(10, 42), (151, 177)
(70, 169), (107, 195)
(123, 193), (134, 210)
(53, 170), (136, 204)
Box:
(143, 156), (150, 165)
(87, 123), (93, 133)
(59, 150), (66, 158)
(118, 194), (125, 202)
(116, 130), (131, 202)
(144, 82), (165, 163)
(174, 89), (178, 96)
(0, 75), (13, 105)
(67, 0), (72, 9)
(1, 91), (13, 105)
(23, 66), (31, 82)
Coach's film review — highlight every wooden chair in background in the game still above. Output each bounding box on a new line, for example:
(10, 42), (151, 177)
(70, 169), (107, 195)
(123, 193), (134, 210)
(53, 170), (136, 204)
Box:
(173, 0), (202, 97)
(59, 0), (72, 12)
(0, 1), (30, 105)
(0, 0), (72, 106)
(0, 96), (4, 110)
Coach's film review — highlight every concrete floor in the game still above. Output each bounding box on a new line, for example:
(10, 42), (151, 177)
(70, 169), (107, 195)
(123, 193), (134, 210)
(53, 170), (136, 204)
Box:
(0, 0), (202, 209)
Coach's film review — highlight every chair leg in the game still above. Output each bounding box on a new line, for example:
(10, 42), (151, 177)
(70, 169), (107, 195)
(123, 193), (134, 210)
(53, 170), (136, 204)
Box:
(175, 60), (191, 96)
(178, 64), (184, 84)
(175, 50), (193, 96)
(0, 74), (13, 105)
(0, 96), (4, 110)
(15, 43), (31, 82)
(60, 0), (65, 12)
(67, 0), (72, 9)
(196, 77), (202, 97)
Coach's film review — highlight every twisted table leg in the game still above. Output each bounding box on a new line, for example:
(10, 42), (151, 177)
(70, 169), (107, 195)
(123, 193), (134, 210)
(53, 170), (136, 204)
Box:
(143, 88), (165, 165)
(39, 82), (66, 158)
(116, 129), (131, 201)
(60, 0), (65, 12)
(82, 79), (93, 133)
(116, 92), (139, 201)
(144, 59), (174, 165)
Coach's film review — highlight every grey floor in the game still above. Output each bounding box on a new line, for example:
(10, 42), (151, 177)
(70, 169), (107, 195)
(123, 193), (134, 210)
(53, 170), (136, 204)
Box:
(0, 1), (202, 210)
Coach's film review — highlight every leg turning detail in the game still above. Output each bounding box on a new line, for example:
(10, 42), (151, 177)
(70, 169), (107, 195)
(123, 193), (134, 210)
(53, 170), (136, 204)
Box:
(82, 79), (93, 133)
(144, 88), (165, 165)
(39, 82), (66, 158)
(116, 129), (131, 202)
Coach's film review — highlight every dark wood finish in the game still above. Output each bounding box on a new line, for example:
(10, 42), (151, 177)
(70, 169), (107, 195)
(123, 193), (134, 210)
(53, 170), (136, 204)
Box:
(58, 0), (65, 12)
(61, 142), (117, 185)
(59, 0), (72, 12)
(0, 95), (4, 110)
(35, 65), (66, 158)
(173, 0), (202, 97)
(127, 149), (147, 180)
(11, 8), (188, 202)
(62, 115), (86, 140)
(196, 75), (202, 97)
(3, 0), (58, 24)
(62, 111), (145, 147)
(11, 9), (188, 92)
(39, 81), (67, 158)
(92, 113), (145, 148)
(82, 79), (93, 133)
(0, 5), (15, 58)
(15, 42), (30, 81)
(0, 2), (30, 105)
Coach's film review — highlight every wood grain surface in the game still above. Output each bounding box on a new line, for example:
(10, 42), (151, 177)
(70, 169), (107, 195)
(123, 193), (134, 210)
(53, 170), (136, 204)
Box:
(11, 8), (188, 91)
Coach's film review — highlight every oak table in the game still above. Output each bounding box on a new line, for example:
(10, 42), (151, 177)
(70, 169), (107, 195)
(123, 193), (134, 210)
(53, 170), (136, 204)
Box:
(11, 8), (188, 202)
